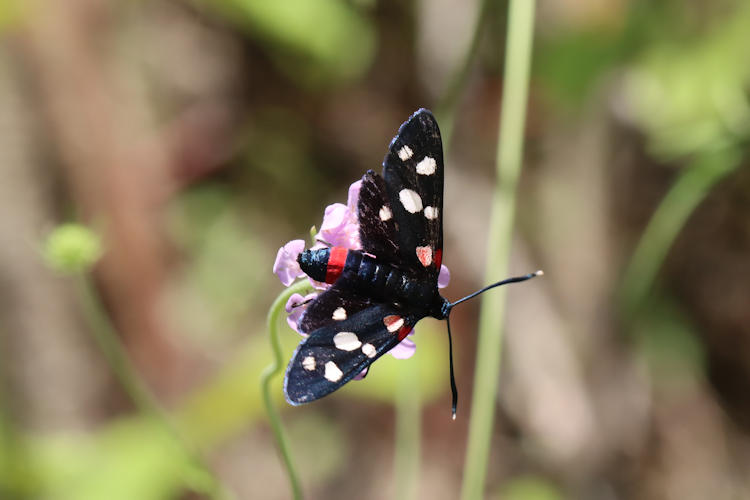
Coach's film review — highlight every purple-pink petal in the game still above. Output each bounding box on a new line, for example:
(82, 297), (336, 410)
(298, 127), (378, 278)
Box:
(389, 333), (416, 359)
(273, 239), (306, 286)
(285, 292), (317, 334)
(308, 277), (330, 291)
(320, 203), (348, 233)
(438, 264), (451, 288)
(319, 203), (350, 247)
(347, 180), (362, 212)
(318, 193), (361, 250)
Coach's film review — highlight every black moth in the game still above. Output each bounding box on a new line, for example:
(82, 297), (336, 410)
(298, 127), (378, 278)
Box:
(283, 109), (541, 418)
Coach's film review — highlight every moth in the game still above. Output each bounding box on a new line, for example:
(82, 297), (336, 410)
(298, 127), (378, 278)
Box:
(283, 109), (541, 418)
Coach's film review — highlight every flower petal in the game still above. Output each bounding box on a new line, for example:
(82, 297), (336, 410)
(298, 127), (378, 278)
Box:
(318, 201), (362, 250)
(320, 203), (348, 233)
(347, 180), (362, 212)
(285, 292), (317, 334)
(308, 277), (331, 291)
(273, 240), (306, 286)
(438, 264), (451, 288)
(389, 333), (416, 359)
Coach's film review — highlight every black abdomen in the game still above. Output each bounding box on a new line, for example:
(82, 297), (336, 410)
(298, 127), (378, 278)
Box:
(299, 248), (436, 308)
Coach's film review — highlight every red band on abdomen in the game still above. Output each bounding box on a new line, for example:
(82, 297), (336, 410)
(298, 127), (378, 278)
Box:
(325, 247), (348, 283)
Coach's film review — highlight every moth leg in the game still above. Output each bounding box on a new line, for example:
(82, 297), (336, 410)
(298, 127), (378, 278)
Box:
(290, 297), (315, 309)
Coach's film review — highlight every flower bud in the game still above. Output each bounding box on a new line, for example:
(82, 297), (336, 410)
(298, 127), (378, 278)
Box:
(43, 223), (103, 274)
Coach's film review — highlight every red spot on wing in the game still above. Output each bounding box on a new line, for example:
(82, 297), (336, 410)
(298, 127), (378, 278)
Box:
(397, 325), (413, 341)
(325, 246), (348, 283)
(434, 248), (442, 269)
(416, 246), (432, 267)
(383, 315), (402, 331)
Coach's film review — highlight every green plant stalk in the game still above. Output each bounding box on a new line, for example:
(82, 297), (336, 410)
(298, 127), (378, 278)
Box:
(619, 147), (740, 317)
(460, 1), (536, 499)
(261, 280), (313, 500)
(393, 358), (421, 500)
(76, 276), (230, 500)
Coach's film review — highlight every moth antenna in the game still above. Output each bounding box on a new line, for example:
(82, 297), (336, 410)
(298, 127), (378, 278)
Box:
(314, 237), (333, 247)
(440, 270), (542, 419)
(446, 314), (458, 420)
(448, 270), (543, 309)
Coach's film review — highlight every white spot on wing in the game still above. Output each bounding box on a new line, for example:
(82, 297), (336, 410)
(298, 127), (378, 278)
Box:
(379, 205), (392, 221)
(302, 356), (316, 371)
(397, 145), (413, 161)
(362, 343), (376, 358)
(383, 315), (404, 333)
(324, 361), (343, 382)
(416, 156), (436, 175)
(333, 331), (362, 351)
(399, 189), (423, 214)
(332, 307), (347, 320)
(424, 206), (439, 220)
(416, 246), (433, 267)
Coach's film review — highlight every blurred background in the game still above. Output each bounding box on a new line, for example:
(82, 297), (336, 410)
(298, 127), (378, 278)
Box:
(1, 0), (749, 498)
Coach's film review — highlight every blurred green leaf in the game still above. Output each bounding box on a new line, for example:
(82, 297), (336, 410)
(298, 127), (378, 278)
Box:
(205, 0), (376, 85)
(619, 147), (740, 318)
(286, 414), (347, 486)
(536, 29), (624, 106)
(176, 336), (272, 448)
(0, 406), (37, 498)
(0, 0), (25, 31)
(498, 475), (564, 500)
(167, 185), (274, 338)
(633, 294), (705, 385)
(623, 2), (750, 158)
(21, 418), (204, 500)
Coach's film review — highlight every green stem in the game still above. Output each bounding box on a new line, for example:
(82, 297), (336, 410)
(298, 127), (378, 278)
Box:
(619, 147), (740, 318)
(77, 277), (161, 415)
(460, 1), (536, 499)
(76, 276), (230, 500)
(393, 359), (421, 500)
(261, 280), (313, 500)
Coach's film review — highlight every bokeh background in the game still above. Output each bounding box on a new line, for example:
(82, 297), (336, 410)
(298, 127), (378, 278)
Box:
(1, 0), (750, 499)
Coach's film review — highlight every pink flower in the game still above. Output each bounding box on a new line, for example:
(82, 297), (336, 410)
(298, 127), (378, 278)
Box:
(285, 292), (318, 334)
(273, 240), (306, 286)
(438, 264), (450, 289)
(390, 334), (416, 359)
(317, 180), (361, 250)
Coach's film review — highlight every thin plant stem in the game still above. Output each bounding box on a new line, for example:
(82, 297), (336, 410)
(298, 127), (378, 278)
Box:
(261, 280), (313, 500)
(75, 276), (231, 500)
(619, 147), (740, 318)
(460, 1), (536, 499)
(393, 359), (421, 500)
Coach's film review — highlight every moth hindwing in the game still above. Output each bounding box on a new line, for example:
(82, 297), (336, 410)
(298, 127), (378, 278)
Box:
(284, 304), (422, 404)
